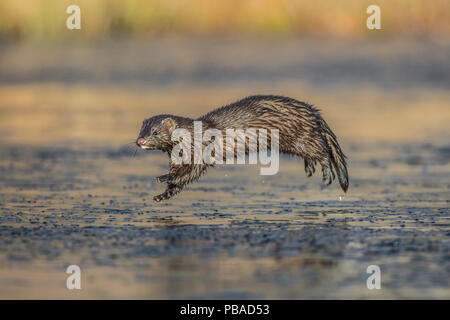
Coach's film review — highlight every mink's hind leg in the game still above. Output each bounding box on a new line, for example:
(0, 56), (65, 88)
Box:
(304, 159), (315, 177)
(320, 159), (335, 186)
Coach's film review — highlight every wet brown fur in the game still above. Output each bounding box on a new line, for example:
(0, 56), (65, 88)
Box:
(136, 95), (349, 201)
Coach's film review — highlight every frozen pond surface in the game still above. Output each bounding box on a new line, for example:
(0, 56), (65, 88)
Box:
(0, 38), (449, 298)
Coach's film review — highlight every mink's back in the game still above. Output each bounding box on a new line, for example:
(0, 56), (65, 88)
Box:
(198, 95), (321, 131)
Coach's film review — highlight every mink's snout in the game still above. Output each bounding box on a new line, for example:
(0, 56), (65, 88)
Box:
(136, 138), (146, 147)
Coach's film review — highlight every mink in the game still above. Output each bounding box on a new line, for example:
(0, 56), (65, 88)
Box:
(136, 95), (349, 201)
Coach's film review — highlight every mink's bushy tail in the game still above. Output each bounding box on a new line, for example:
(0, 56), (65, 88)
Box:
(323, 123), (349, 192)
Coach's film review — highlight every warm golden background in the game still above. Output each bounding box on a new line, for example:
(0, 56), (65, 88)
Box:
(0, 0), (449, 146)
(0, 0), (449, 39)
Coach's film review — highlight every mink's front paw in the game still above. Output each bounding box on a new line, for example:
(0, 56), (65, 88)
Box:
(153, 193), (166, 202)
(153, 190), (173, 202)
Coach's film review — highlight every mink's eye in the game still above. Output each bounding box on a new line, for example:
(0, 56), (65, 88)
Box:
(152, 130), (158, 136)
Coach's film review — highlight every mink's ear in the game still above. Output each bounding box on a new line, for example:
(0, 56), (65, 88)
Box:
(161, 117), (177, 133)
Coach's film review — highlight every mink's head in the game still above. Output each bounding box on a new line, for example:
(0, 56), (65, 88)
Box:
(136, 115), (177, 151)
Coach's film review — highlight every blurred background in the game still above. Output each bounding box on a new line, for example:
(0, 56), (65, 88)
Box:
(0, 0), (449, 299)
(1, 0), (449, 39)
(0, 0), (449, 146)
